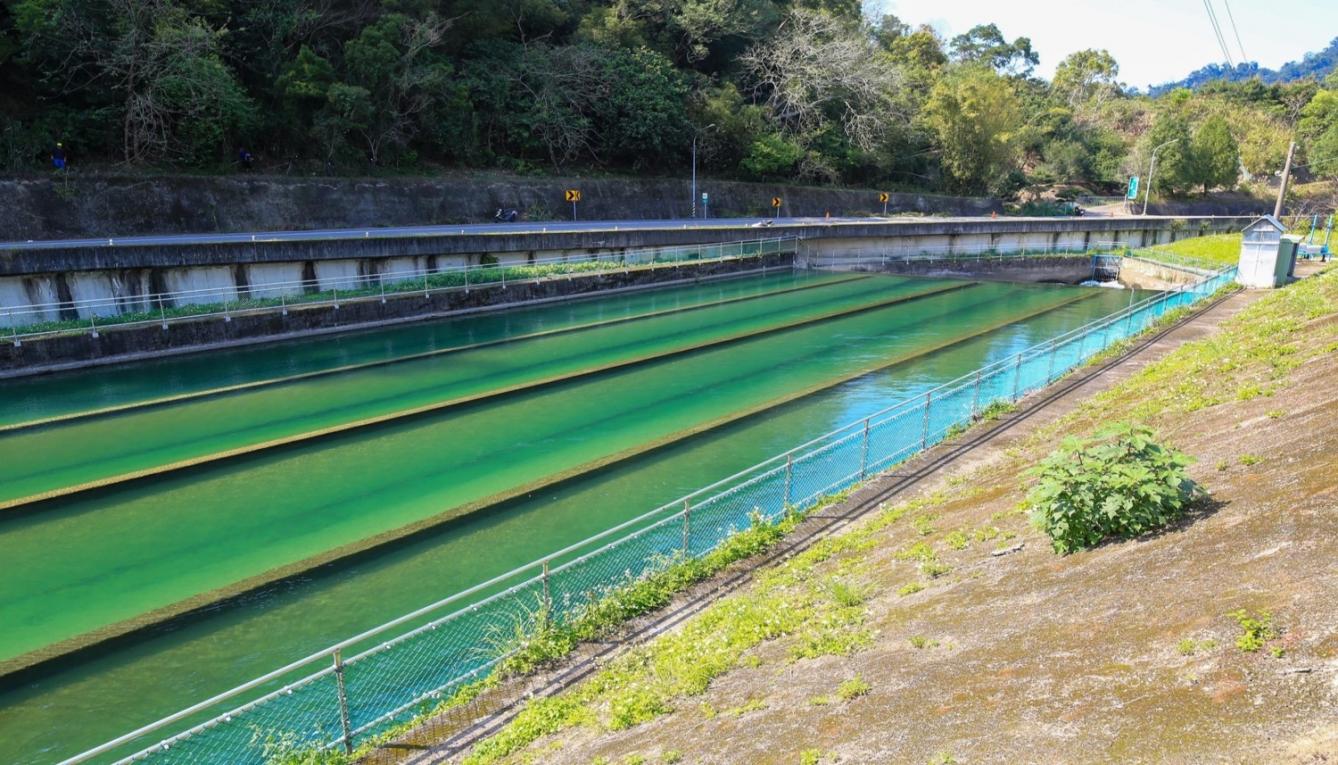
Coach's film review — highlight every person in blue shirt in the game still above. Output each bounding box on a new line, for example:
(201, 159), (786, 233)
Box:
(51, 142), (67, 170)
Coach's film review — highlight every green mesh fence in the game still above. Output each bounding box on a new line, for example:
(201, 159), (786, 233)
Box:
(73, 266), (1237, 765)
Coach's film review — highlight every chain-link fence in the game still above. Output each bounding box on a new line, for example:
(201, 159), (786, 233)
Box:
(64, 263), (1237, 765)
(2, 237), (795, 338)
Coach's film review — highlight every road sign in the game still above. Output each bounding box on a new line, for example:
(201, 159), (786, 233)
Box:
(701, 192), (708, 203)
(1126, 177), (1139, 200)
(565, 189), (581, 203)
(771, 196), (782, 209)
(878, 192), (889, 203)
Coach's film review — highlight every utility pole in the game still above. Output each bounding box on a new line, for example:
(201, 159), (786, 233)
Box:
(1274, 140), (1295, 219)
(1142, 138), (1179, 216)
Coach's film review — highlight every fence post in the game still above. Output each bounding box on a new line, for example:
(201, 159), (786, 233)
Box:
(920, 391), (932, 450)
(541, 560), (551, 613)
(859, 418), (871, 478)
(1075, 327), (1086, 362)
(1011, 352), (1023, 399)
(159, 296), (167, 330)
(783, 454), (793, 508)
(332, 649), (354, 754)
(1046, 339), (1057, 382)
(89, 311), (98, 338)
(971, 369), (983, 417)
(682, 499), (691, 554)
(465, 262), (470, 293)
(281, 292), (288, 317)
(333, 285), (339, 310)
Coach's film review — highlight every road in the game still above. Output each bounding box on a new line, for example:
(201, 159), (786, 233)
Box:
(0, 215), (1100, 252)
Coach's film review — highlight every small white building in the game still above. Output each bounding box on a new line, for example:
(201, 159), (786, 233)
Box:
(1237, 216), (1296, 289)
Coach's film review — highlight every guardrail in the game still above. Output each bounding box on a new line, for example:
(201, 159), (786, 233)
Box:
(62, 261), (1238, 765)
(1, 237), (797, 341)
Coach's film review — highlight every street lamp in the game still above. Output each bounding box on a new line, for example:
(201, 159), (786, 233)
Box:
(1141, 138), (1179, 216)
(691, 124), (717, 219)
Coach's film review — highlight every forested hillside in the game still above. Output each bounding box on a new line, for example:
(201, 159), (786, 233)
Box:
(1149, 37), (1338, 95)
(1, 1), (1336, 198)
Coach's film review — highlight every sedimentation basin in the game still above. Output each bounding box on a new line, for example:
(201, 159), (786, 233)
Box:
(1, 267), (1153, 763)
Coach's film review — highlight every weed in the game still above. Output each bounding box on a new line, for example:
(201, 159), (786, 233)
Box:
(897, 581), (926, 597)
(928, 752), (958, 765)
(1238, 454), (1263, 466)
(912, 514), (937, 536)
(800, 750), (823, 765)
(920, 559), (951, 578)
(945, 530), (969, 550)
(1229, 609), (1279, 653)
(977, 400), (1017, 422)
(809, 694), (832, 706)
(1177, 638), (1196, 656)
(836, 676), (871, 700)
(1026, 423), (1200, 555)
(896, 541), (937, 563)
(973, 525), (1002, 542)
(1215, 458), (1229, 472)
(728, 697), (767, 716)
(663, 751), (683, 764)
(624, 756), (646, 765)
(699, 702), (717, 719)
(1266, 409), (1284, 419)
(909, 636), (939, 649)
(826, 579), (866, 608)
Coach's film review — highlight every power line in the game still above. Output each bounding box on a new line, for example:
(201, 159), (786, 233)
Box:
(1222, 0), (1248, 62)
(1201, 0), (1235, 67)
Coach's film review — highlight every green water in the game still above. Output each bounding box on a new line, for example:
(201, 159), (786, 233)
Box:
(0, 275), (935, 504)
(0, 270), (833, 428)
(0, 275), (1143, 764)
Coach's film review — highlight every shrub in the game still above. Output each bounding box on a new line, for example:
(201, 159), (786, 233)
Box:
(1026, 423), (1200, 555)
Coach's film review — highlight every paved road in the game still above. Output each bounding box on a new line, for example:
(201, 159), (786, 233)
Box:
(0, 215), (1106, 252)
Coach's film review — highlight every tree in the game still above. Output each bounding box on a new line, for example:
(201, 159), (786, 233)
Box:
(1052, 49), (1119, 109)
(948, 23), (1037, 77)
(1138, 113), (1195, 196)
(1189, 116), (1239, 193)
(1299, 88), (1338, 179)
(741, 9), (906, 179)
(921, 65), (1022, 192)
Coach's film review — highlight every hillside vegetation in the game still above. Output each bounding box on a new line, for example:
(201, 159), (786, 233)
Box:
(2, 2), (1338, 202)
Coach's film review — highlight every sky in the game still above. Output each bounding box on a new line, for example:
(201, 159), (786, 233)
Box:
(879, 0), (1338, 89)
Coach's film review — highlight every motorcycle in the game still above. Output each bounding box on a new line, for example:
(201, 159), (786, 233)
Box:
(493, 208), (519, 223)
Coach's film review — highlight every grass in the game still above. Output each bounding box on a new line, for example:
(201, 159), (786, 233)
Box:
(836, 676), (871, 700)
(1130, 233), (1242, 268)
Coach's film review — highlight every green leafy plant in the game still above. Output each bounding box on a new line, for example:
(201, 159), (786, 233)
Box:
(1229, 609), (1279, 653)
(897, 581), (926, 597)
(1026, 423), (1201, 554)
(836, 676), (871, 700)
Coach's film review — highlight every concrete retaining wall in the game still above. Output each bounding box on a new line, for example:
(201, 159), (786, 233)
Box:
(0, 254), (791, 374)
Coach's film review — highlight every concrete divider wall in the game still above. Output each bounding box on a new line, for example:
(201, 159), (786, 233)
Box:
(0, 254), (792, 373)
